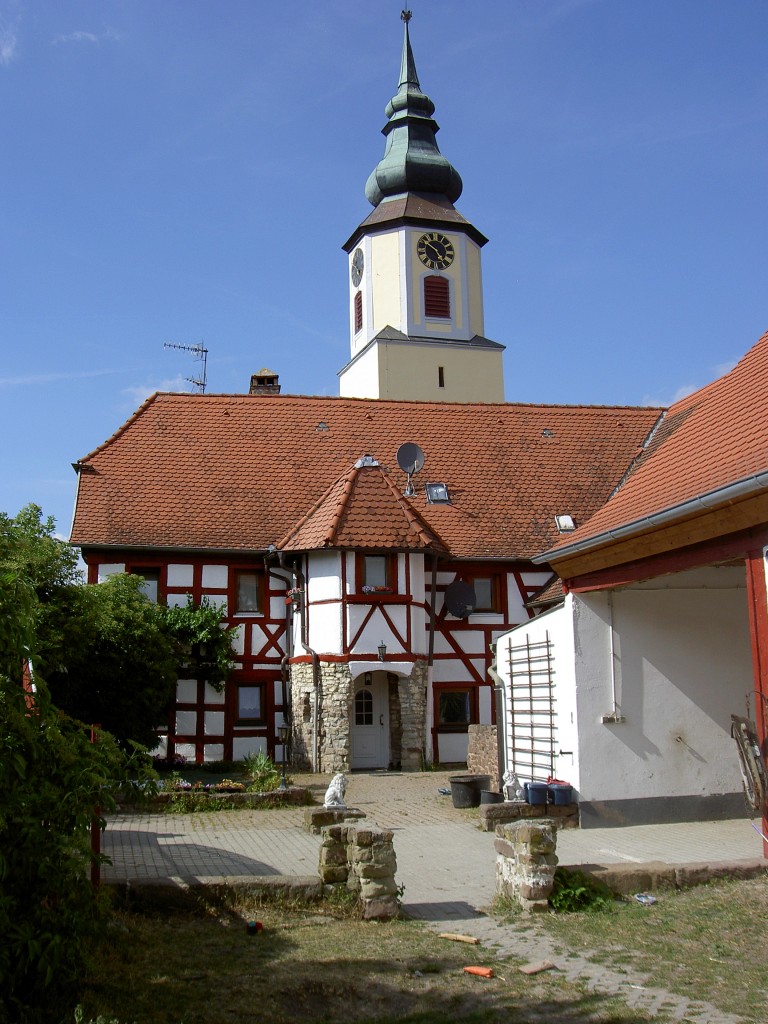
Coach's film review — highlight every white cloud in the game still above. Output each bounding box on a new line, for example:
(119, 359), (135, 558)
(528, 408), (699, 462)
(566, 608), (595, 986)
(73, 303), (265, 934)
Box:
(641, 358), (738, 408)
(0, 16), (18, 66)
(640, 383), (697, 408)
(0, 367), (125, 388)
(52, 28), (120, 47)
(122, 375), (193, 409)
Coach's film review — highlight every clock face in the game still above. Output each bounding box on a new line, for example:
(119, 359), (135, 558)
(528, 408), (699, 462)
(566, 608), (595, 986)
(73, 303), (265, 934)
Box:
(417, 232), (455, 270)
(351, 248), (364, 287)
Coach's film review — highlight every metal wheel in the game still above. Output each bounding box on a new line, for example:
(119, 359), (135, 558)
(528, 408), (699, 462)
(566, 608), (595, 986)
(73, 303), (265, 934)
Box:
(731, 715), (767, 814)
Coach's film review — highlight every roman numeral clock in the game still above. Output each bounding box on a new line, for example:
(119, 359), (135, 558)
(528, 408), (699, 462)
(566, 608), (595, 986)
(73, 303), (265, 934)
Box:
(417, 232), (455, 271)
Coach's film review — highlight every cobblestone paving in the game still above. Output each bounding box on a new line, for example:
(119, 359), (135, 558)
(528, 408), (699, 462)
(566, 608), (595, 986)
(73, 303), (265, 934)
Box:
(102, 770), (764, 1023)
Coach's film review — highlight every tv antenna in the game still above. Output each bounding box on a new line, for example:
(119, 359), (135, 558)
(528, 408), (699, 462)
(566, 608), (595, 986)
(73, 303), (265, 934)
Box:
(163, 341), (208, 393)
(396, 442), (425, 497)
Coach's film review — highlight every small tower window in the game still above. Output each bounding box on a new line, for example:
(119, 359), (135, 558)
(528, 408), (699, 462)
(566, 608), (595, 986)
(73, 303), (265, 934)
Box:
(354, 290), (363, 334)
(424, 275), (450, 319)
(438, 366), (445, 388)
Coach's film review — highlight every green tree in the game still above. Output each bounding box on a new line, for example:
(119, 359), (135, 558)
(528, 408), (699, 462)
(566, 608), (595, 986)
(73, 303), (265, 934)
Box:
(1, 506), (234, 748)
(0, 518), (155, 1023)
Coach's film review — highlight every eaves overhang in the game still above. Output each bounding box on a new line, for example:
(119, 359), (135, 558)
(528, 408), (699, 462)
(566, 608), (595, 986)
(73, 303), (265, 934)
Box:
(73, 542), (271, 558)
(342, 195), (488, 252)
(533, 469), (768, 567)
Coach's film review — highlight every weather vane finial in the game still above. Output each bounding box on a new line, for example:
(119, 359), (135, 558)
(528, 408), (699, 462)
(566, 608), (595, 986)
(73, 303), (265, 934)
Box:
(401, 9), (412, 24)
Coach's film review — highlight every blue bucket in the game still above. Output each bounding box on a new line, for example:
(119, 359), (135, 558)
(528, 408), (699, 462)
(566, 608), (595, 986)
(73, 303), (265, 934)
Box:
(526, 782), (549, 806)
(548, 783), (573, 805)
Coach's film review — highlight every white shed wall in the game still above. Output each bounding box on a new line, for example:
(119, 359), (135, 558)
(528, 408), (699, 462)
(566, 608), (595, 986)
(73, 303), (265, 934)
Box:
(575, 566), (750, 805)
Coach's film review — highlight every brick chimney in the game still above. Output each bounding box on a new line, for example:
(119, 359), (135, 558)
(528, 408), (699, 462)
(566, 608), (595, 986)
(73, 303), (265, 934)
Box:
(249, 368), (281, 395)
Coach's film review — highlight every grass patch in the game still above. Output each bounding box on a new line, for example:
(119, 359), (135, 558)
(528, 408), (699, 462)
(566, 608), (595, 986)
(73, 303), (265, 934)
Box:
(538, 875), (768, 1024)
(78, 886), (656, 1024)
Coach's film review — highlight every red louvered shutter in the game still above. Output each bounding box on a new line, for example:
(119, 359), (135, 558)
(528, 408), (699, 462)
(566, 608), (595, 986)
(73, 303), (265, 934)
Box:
(354, 290), (363, 333)
(424, 275), (450, 319)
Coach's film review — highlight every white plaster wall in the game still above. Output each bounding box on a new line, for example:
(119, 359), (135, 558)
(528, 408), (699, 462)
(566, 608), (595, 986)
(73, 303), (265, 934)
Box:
(478, 685), (493, 724)
(308, 602), (343, 655)
(371, 230), (403, 336)
(167, 564), (194, 587)
(233, 736), (267, 759)
(439, 732), (469, 763)
(305, 552), (343, 654)
(432, 658), (474, 683)
(574, 566), (750, 803)
(349, 604), (408, 656)
(409, 553), (428, 656)
(308, 551), (342, 601)
(339, 345), (381, 399)
(201, 565), (228, 589)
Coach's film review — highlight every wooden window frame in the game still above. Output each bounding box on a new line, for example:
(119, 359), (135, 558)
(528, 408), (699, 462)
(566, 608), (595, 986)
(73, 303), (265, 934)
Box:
(354, 290), (363, 334)
(469, 574), (502, 613)
(436, 686), (477, 732)
(235, 682), (267, 726)
(424, 275), (451, 319)
(128, 564), (164, 604)
(354, 688), (374, 726)
(232, 568), (266, 616)
(355, 553), (397, 596)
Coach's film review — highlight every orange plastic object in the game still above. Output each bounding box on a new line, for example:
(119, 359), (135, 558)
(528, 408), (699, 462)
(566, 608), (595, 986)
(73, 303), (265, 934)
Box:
(463, 966), (494, 978)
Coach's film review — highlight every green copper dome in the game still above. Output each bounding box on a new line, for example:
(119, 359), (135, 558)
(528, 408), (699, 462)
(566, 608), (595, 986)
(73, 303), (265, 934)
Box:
(365, 13), (463, 208)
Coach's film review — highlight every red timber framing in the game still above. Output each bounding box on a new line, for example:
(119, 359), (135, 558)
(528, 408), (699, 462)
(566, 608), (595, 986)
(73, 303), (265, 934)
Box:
(429, 561), (549, 762)
(82, 551), (287, 763)
(745, 543), (768, 854)
(338, 551), (414, 659)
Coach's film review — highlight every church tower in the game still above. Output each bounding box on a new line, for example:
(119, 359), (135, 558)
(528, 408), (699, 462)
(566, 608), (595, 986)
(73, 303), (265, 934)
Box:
(338, 11), (505, 403)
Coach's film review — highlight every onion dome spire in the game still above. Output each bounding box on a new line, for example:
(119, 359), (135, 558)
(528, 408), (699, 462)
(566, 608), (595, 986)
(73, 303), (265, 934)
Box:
(365, 10), (463, 208)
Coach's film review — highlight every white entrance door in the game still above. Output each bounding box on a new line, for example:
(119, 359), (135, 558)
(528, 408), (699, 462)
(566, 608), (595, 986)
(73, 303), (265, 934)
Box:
(350, 675), (389, 769)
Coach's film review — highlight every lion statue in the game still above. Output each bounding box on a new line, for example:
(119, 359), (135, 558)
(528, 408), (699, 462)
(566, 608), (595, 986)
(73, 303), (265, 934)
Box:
(323, 772), (348, 808)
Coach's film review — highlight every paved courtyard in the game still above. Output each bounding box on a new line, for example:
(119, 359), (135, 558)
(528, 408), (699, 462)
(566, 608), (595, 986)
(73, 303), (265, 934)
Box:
(103, 770), (765, 919)
(101, 771), (765, 1024)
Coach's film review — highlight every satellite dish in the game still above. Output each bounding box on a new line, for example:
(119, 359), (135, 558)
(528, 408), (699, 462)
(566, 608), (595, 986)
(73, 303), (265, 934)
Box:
(396, 442), (425, 475)
(444, 580), (476, 619)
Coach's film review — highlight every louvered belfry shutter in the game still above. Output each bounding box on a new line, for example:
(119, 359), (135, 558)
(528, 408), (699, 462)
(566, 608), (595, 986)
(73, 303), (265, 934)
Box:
(424, 275), (450, 318)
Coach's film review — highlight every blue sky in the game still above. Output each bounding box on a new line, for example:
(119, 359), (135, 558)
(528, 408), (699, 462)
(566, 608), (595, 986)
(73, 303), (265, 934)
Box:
(1, 0), (766, 537)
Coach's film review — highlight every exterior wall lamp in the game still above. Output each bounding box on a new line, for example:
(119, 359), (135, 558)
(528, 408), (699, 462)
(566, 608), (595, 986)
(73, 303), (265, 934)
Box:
(277, 723), (289, 790)
(378, 642), (387, 661)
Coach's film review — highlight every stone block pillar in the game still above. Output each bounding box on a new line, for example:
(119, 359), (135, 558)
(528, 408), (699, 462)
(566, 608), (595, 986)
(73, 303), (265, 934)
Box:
(495, 821), (558, 912)
(289, 661), (353, 772)
(398, 660), (428, 770)
(318, 824), (399, 920)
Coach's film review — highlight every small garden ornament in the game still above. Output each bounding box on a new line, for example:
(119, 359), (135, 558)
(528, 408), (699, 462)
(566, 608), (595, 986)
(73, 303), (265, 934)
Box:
(323, 773), (348, 808)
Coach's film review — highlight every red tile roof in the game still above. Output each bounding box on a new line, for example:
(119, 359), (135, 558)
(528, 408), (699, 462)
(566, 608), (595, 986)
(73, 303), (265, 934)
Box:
(277, 460), (448, 553)
(70, 394), (661, 559)
(544, 330), (768, 559)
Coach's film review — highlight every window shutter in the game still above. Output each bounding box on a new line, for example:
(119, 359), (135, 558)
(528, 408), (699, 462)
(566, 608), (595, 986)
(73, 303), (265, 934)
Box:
(424, 275), (450, 319)
(354, 290), (363, 333)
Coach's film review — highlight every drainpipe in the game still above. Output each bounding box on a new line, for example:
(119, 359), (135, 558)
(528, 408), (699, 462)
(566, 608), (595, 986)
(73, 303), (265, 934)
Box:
(488, 640), (507, 791)
(601, 592), (624, 723)
(272, 547), (321, 772)
(427, 553), (438, 763)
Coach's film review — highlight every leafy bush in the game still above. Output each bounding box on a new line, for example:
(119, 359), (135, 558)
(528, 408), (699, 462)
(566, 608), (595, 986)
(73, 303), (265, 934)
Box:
(0, 676), (156, 1023)
(549, 868), (614, 913)
(241, 750), (282, 791)
(0, 508), (157, 1022)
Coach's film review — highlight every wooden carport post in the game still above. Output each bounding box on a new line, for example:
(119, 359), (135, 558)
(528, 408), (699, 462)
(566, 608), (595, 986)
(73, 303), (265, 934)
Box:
(745, 549), (768, 857)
